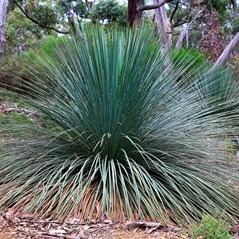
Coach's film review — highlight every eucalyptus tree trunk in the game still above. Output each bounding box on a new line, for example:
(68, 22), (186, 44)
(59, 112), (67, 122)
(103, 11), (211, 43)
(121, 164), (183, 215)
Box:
(212, 32), (239, 69)
(231, 0), (239, 18)
(128, 0), (137, 27)
(136, 0), (145, 23)
(175, 25), (187, 49)
(153, 0), (172, 72)
(154, 0), (172, 46)
(128, 0), (147, 27)
(0, 0), (8, 64)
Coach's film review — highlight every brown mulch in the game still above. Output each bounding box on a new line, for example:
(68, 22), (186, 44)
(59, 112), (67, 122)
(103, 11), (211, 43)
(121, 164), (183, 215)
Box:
(0, 210), (191, 239)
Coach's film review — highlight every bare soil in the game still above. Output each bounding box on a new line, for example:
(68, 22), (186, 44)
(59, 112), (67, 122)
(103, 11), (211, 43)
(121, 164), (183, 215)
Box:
(0, 210), (191, 239)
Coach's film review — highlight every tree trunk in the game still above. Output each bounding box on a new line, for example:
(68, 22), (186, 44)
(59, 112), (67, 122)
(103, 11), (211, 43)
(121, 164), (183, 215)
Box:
(175, 10), (203, 50)
(128, 0), (137, 27)
(212, 32), (239, 69)
(154, 0), (172, 45)
(0, 0), (8, 64)
(137, 0), (171, 12)
(136, 0), (145, 23)
(231, 0), (239, 18)
(175, 25), (187, 49)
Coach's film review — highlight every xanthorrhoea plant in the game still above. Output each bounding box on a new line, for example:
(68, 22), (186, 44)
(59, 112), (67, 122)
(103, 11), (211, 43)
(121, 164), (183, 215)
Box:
(0, 26), (239, 223)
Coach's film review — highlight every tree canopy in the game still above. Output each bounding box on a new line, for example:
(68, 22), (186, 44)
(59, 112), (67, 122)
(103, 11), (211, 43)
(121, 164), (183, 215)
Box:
(1, 0), (239, 66)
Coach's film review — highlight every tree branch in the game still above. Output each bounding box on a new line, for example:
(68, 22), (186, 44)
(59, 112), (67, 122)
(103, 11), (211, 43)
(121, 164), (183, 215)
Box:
(175, 25), (187, 49)
(175, 10), (203, 49)
(136, 0), (145, 21)
(137, 0), (172, 12)
(13, 0), (69, 34)
(170, 0), (179, 22)
(173, 19), (190, 28)
(173, 11), (191, 28)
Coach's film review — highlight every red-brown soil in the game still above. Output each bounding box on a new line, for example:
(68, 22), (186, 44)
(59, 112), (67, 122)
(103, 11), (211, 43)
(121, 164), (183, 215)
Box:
(0, 210), (191, 239)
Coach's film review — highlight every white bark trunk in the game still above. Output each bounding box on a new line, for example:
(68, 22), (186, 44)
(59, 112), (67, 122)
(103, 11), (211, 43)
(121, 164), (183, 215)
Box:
(212, 32), (239, 69)
(231, 0), (239, 18)
(175, 10), (203, 50)
(0, 0), (8, 64)
(154, 0), (172, 45)
(175, 25), (187, 49)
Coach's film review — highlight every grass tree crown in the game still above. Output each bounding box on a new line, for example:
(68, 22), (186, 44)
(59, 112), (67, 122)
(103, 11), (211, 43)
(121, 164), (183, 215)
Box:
(0, 26), (239, 223)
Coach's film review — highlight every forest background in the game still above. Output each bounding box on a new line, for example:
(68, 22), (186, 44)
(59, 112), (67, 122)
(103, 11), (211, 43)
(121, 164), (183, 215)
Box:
(1, 0), (239, 67)
(2, 1), (239, 238)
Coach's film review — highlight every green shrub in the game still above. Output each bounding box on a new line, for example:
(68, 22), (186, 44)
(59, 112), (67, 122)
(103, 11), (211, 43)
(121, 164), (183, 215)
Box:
(0, 112), (33, 125)
(1, 26), (239, 222)
(91, 0), (127, 27)
(171, 47), (207, 82)
(24, 36), (68, 61)
(190, 215), (233, 239)
(191, 68), (239, 113)
(232, 18), (239, 35)
(0, 56), (31, 92)
(0, 36), (67, 94)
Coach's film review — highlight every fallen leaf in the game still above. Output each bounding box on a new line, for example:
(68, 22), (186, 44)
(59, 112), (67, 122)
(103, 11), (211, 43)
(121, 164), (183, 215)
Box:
(49, 229), (67, 234)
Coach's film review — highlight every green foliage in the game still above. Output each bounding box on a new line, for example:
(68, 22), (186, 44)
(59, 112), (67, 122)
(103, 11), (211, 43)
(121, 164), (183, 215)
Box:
(4, 3), (59, 56)
(59, 0), (88, 18)
(26, 4), (58, 27)
(190, 67), (239, 156)
(1, 26), (239, 223)
(171, 48), (207, 81)
(0, 112), (32, 124)
(204, 0), (229, 13)
(0, 112), (33, 125)
(190, 215), (233, 239)
(24, 36), (68, 60)
(91, 0), (127, 27)
(0, 55), (43, 95)
(4, 8), (42, 54)
(0, 36), (67, 94)
(0, 94), (30, 108)
(0, 111), (36, 143)
(173, 48), (205, 64)
(37, 36), (68, 55)
(191, 68), (239, 114)
(0, 56), (30, 91)
(232, 18), (239, 35)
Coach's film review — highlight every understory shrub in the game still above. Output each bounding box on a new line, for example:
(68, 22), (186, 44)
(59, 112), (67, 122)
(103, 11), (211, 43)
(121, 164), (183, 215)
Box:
(0, 36), (67, 94)
(0, 56), (33, 93)
(190, 215), (233, 239)
(171, 47), (207, 82)
(0, 26), (239, 223)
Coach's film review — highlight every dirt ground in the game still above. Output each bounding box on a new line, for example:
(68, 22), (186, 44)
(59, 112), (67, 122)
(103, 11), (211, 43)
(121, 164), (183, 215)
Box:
(0, 227), (189, 239)
(0, 231), (14, 239)
(0, 210), (191, 239)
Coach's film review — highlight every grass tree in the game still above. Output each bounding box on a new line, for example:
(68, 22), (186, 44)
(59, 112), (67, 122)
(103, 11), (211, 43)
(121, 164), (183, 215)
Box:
(0, 26), (239, 223)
